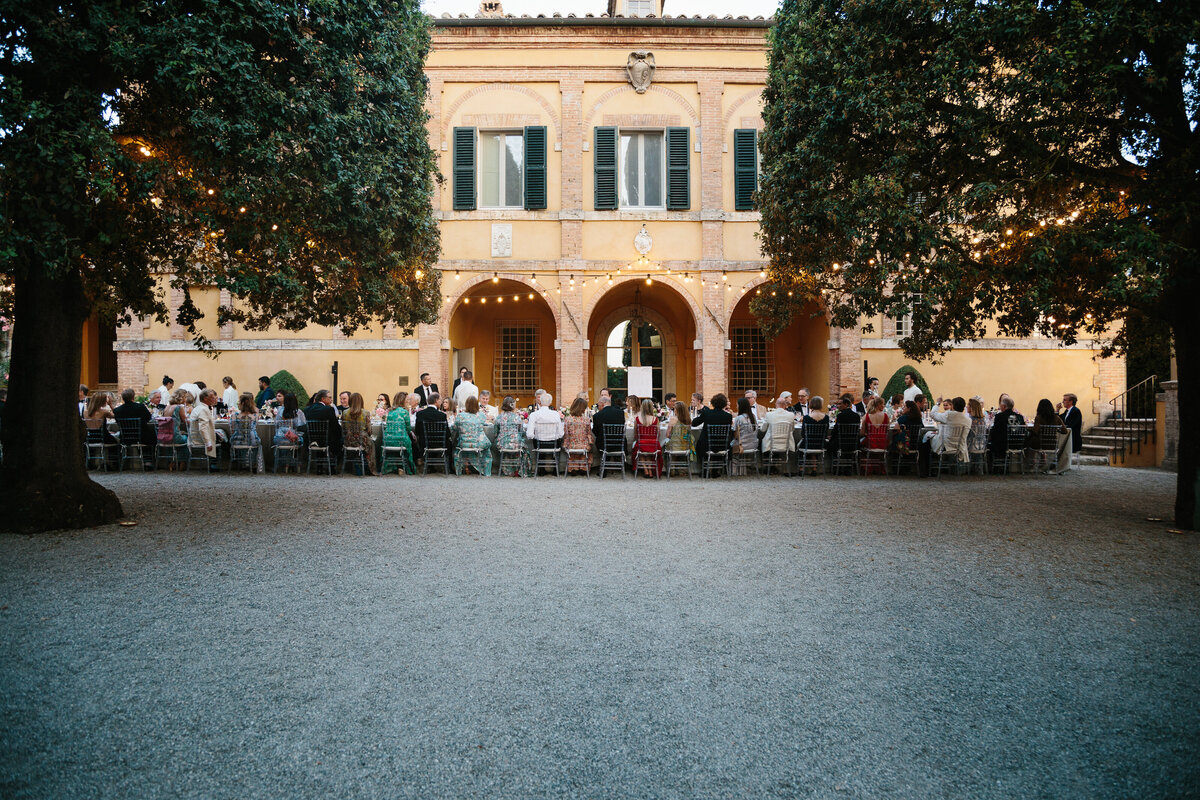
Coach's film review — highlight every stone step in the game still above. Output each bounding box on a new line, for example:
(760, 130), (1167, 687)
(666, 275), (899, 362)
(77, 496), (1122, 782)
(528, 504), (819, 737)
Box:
(1076, 455), (1111, 466)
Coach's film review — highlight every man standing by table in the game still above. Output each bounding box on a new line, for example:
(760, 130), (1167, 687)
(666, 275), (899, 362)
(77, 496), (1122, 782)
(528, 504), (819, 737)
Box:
(255, 376), (273, 408)
(414, 373), (438, 407)
(453, 370), (479, 410)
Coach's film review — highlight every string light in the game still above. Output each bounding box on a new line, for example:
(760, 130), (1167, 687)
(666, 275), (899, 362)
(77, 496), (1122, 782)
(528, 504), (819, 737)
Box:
(271, 224), (278, 231)
(463, 297), (470, 304)
(492, 272), (499, 283)
(607, 274), (613, 285)
(206, 189), (214, 196)
(455, 270), (461, 280)
(722, 271), (728, 282)
(238, 206), (246, 213)
(759, 269), (766, 277)
(139, 146), (152, 156)
(646, 275), (652, 285)
(415, 269), (423, 279)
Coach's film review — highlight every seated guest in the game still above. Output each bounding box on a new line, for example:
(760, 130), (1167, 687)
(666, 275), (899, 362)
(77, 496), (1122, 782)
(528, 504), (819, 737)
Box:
(1029, 398), (1061, 446)
(829, 394), (861, 457)
(692, 392), (732, 455)
(113, 387), (156, 458)
(336, 391), (351, 416)
(341, 392), (377, 475)
(760, 392), (797, 455)
(888, 393), (905, 421)
(189, 388), (221, 471)
(925, 396), (971, 470)
(302, 389), (341, 458)
(495, 396), (533, 477)
(662, 393), (677, 414)
(161, 389), (192, 447)
(689, 392), (705, 418)
(789, 388), (811, 417)
(525, 392), (564, 451)
(375, 393), (391, 414)
(454, 395), (493, 476)
(1056, 392), (1083, 455)
(967, 396), (988, 451)
(78, 383), (89, 417)
(665, 402), (693, 457)
(147, 390), (164, 411)
(381, 391), (416, 475)
(229, 392), (265, 470)
(591, 394), (624, 451)
(744, 390), (768, 421)
(414, 392), (448, 463)
(631, 398), (663, 477)
(273, 391), (307, 448)
(799, 396), (829, 451)
(988, 396), (1025, 464)
(853, 390), (872, 416)
(84, 392), (118, 464)
(562, 396), (595, 475)
(731, 397), (759, 474)
(440, 395), (457, 427)
(477, 390), (499, 422)
(624, 394), (640, 425)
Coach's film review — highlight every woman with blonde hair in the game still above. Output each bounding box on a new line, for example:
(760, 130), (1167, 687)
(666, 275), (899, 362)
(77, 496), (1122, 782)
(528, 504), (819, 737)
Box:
(342, 392), (377, 475)
(221, 377), (239, 411)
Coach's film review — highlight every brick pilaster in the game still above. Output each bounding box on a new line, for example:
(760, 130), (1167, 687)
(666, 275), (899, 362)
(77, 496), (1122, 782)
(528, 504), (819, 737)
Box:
(699, 270), (725, 398)
(558, 274), (585, 401)
(417, 322), (445, 387)
(168, 285), (186, 340)
(218, 288), (234, 340)
(698, 79), (724, 215)
(116, 310), (151, 392)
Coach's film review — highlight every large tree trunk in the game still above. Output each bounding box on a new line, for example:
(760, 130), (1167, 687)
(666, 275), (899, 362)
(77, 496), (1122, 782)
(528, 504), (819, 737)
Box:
(1174, 315), (1196, 530)
(0, 270), (123, 533)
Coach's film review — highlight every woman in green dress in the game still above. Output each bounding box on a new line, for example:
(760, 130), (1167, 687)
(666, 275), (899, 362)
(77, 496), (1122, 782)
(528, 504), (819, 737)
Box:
(381, 390), (416, 474)
(454, 395), (494, 476)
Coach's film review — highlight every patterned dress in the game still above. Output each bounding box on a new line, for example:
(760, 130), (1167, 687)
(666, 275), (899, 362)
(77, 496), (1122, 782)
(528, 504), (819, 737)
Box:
(381, 407), (416, 475)
(562, 415), (594, 473)
(341, 411), (377, 475)
(494, 411), (533, 477)
(454, 411), (494, 476)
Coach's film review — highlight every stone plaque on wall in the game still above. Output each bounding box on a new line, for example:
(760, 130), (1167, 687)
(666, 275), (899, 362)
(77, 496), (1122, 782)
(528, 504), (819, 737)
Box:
(491, 223), (513, 257)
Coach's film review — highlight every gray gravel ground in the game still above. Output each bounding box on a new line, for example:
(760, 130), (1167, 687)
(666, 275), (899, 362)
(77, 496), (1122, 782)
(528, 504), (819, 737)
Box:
(1, 467), (1197, 799)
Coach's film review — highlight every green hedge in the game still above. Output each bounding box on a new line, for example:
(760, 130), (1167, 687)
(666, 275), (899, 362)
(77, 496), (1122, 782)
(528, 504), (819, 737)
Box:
(269, 369), (308, 405)
(882, 365), (932, 403)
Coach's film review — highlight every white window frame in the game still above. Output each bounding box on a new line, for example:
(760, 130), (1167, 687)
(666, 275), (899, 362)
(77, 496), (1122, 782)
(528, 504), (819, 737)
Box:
(619, 129), (666, 211)
(625, 0), (653, 16)
(478, 130), (524, 210)
(894, 292), (921, 339)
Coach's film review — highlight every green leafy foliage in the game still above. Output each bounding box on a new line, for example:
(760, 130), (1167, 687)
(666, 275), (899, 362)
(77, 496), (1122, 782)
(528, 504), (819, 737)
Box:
(268, 370), (308, 405)
(882, 367), (931, 405)
(0, 0), (442, 339)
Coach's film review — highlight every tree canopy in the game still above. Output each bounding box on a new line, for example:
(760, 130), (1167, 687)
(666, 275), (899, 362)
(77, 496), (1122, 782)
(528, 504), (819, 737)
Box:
(0, 0), (441, 531)
(757, 0), (1198, 527)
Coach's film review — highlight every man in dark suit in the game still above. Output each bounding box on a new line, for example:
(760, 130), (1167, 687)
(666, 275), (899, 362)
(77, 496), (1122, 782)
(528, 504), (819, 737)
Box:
(988, 397), (1026, 467)
(789, 387), (811, 417)
(853, 390), (871, 417)
(303, 389), (343, 460)
(829, 394), (862, 459)
(1057, 392), (1083, 455)
(413, 373), (439, 407)
(591, 394), (625, 454)
(112, 388), (156, 458)
(692, 393), (733, 456)
(413, 393), (448, 462)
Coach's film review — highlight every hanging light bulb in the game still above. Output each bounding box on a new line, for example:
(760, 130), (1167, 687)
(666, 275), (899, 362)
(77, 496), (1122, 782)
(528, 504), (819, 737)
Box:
(759, 269), (766, 277)
(646, 275), (652, 285)
(455, 270), (461, 280)
(497, 296), (503, 303)
(722, 271), (728, 281)
(569, 274), (575, 286)
(607, 274), (613, 286)
(492, 272), (499, 283)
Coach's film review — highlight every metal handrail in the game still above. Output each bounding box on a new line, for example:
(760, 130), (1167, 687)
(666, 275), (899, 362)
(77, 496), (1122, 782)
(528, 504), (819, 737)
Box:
(1108, 374), (1157, 463)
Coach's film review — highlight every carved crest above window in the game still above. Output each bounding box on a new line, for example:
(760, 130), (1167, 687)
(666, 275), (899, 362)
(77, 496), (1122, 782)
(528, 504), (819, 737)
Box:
(626, 51), (655, 94)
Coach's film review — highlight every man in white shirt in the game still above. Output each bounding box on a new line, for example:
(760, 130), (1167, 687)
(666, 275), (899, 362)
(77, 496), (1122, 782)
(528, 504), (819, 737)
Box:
(759, 392), (797, 454)
(902, 371), (922, 403)
(525, 392), (564, 444)
(189, 388), (221, 470)
(928, 396), (971, 464)
(452, 370), (479, 409)
(78, 384), (89, 417)
(478, 389), (498, 422)
(744, 389), (768, 422)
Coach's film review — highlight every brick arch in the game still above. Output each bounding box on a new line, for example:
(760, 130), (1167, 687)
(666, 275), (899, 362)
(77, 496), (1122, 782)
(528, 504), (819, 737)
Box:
(721, 89), (764, 131)
(583, 85), (701, 129)
(440, 84), (562, 144)
(439, 271), (560, 338)
(583, 274), (703, 346)
(724, 274), (830, 330)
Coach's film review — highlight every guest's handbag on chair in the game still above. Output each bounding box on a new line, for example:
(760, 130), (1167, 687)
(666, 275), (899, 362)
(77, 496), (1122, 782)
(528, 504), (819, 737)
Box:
(155, 416), (176, 445)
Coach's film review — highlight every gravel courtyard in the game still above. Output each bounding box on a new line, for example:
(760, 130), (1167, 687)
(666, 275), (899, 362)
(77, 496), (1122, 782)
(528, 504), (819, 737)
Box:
(1, 467), (1196, 799)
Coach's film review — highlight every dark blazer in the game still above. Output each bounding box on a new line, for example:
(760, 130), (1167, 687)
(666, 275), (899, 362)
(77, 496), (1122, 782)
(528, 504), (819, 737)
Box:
(989, 409), (1026, 459)
(413, 405), (448, 459)
(591, 405), (625, 449)
(853, 402), (867, 416)
(414, 384), (439, 407)
(255, 387), (274, 407)
(692, 406), (733, 453)
(1059, 406), (1082, 452)
(830, 408), (861, 453)
(113, 401), (156, 446)
(303, 402), (343, 453)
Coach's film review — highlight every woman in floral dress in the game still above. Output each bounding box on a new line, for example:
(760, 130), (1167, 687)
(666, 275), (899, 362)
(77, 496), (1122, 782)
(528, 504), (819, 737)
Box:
(494, 396), (533, 477)
(454, 395), (494, 476)
(562, 396), (594, 474)
(381, 390), (416, 474)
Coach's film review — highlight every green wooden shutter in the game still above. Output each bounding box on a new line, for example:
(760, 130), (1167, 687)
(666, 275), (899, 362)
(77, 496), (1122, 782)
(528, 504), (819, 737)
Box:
(666, 126), (690, 210)
(523, 125), (547, 210)
(452, 126), (476, 211)
(594, 126), (618, 210)
(734, 128), (758, 211)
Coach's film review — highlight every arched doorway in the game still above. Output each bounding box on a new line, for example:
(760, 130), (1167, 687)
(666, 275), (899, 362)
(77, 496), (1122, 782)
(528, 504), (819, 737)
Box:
(447, 278), (556, 408)
(588, 279), (697, 404)
(726, 287), (828, 404)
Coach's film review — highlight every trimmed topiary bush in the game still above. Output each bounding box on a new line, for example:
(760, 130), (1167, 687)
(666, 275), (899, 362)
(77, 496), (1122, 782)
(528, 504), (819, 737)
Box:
(268, 369), (308, 405)
(882, 365), (932, 402)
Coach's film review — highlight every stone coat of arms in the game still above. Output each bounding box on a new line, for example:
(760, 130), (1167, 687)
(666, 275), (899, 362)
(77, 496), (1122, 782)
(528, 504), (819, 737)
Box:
(626, 51), (655, 94)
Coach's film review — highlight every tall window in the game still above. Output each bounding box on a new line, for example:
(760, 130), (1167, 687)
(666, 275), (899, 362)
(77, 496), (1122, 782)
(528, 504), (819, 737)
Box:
(728, 326), (775, 396)
(894, 293), (921, 339)
(620, 132), (664, 208)
(480, 131), (523, 208)
(625, 0), (653, 15)
(606, 319), (663, 403)
(494, 322), (538, 393)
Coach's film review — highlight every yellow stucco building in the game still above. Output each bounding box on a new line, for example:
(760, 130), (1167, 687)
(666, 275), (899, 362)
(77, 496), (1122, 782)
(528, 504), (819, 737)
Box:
(92, 0), (1123, 425)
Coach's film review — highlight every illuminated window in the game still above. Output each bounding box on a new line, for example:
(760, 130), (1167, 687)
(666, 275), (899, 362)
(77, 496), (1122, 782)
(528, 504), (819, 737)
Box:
(728, 326), (775, 396)
(494, 322), (538, 393)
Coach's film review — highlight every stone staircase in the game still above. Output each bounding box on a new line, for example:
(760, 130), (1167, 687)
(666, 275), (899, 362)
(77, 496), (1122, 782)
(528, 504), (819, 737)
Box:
(1079, 418), (1154, 465)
